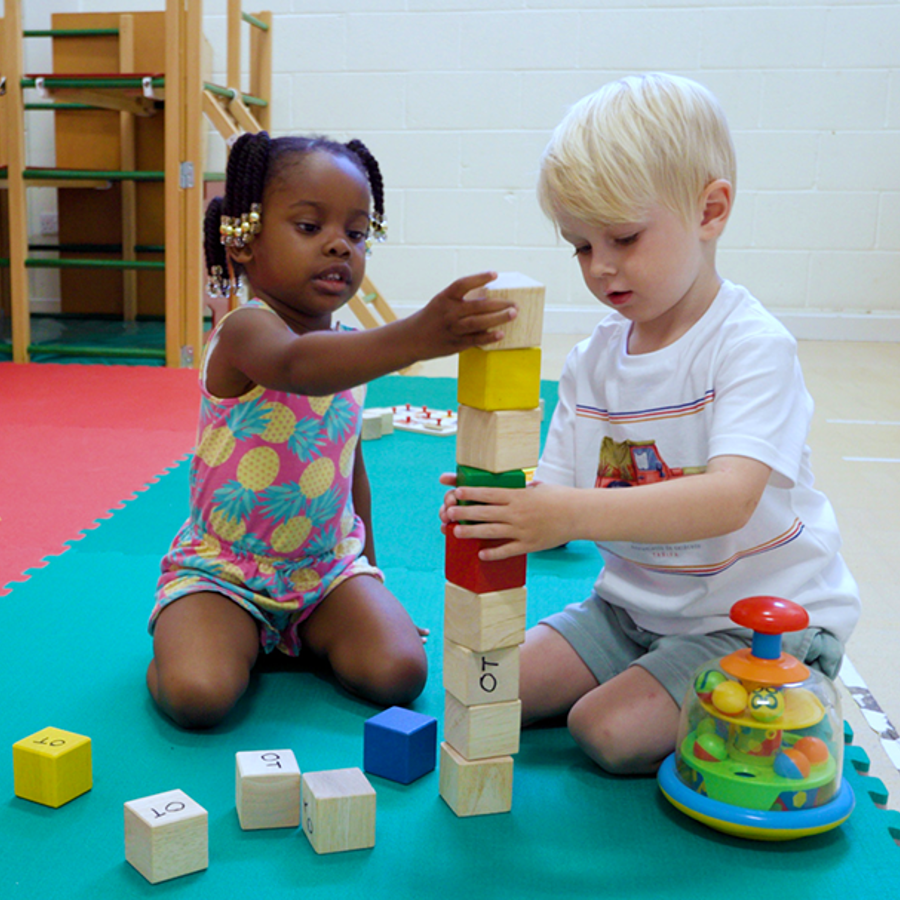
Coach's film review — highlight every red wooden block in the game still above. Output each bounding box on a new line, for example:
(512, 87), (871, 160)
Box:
(444, 526), (527, 594)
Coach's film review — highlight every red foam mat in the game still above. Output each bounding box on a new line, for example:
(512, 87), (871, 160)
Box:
(0, 363), (199, 593)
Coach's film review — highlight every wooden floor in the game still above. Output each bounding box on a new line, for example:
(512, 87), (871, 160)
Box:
(419, 337), (900, 810)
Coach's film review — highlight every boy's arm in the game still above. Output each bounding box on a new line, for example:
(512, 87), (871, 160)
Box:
(445, 454), (771, 561)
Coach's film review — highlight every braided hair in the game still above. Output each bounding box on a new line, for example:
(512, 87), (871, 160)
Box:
(205, 131), (386, 297)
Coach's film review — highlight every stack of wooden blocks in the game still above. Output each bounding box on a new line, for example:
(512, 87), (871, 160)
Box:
(439, 273), (545, 817)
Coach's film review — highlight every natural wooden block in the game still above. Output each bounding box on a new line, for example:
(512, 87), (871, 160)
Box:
(124, 789), (208, 884)
(235, 749), (301, 830)
(465, 272), (545, 351)
(458, 347), (542, 412)
(443, 639), (520, 706)
(362, 408), (385, 441)
(444, 692), (521, 760)
(13, 727), (92, 808)
(439, 742), (513, 817)
(456, 405), (541, 473)
(444, 582), (527, 652)
(445, 526), (527, 595)
(302, 768), (376, 854)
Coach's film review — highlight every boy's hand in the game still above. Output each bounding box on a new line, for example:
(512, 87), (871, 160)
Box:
(413, 271), (517, 359)
(442, 481), (573, 560)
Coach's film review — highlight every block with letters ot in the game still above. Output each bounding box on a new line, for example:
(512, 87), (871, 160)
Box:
(235, 749), (301, 830)
(302, 768), (376, 854)
(13, 726), (92, 808)
(124, 789), (208, 884)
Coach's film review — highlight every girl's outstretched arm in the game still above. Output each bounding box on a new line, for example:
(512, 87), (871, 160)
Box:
(208, 272), (516, 398)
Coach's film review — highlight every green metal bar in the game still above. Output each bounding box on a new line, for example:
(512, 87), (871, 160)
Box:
(23, 168), (164, 182)
(0, 342), (166, 361)
(26, 258), (166, 271)
(242, 12), (270, 32)
(22, 76), (165, 90)
(203, 83), (268, 108)
(24, 29), (120, 38)
(28, 243), (165, 254)
(26, 102), (100, 111)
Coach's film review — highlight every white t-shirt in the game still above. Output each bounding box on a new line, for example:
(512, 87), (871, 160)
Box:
(536, 280), (860, 643)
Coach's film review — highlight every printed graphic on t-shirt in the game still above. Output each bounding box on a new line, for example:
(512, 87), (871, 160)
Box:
(594, 437), (706, 489)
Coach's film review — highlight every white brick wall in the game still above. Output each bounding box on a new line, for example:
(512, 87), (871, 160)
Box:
(20, 0), (900, 337)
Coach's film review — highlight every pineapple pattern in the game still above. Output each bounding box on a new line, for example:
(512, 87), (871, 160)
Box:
(154, 300), (381, 656)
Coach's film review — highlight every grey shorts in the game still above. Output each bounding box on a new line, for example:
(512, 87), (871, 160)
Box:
(541, 592), (845, 708)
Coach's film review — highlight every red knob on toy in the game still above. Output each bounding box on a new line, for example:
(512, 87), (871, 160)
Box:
(730, 597), (809, 661)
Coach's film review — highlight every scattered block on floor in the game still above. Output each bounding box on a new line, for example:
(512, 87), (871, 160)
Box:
(443, 639), (520, 706)
(301, 768), (376, 854)
(124, 789), (208, 884)
(445, 526), (527, 595)
(464, 272), (545, 351)
(364, 706), (437, 785)
(235, 749), (301, 830)
(362, 408), (387, 441)
(456, 405), (541, 473)
(12, 726), (92, 808)
(439, 742), (513, 817)
(458, 347), (542, 412)
(444, 582), (527, 652)
(444, 692), (521, 760)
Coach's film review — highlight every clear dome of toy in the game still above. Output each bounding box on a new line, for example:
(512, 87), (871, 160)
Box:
(658, 596), (855, 840)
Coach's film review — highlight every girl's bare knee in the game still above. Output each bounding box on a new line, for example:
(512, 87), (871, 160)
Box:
(150, 662), (246, 730)
(337, 646), (427, 708)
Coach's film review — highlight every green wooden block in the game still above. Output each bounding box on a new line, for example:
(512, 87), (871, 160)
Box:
(456, 465), (526, 523)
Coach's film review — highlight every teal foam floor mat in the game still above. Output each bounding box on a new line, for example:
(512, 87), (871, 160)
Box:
(2, 376), (898, 897)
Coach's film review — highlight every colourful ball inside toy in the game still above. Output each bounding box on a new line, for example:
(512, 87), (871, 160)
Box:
(793, 736), (829, 766)
(748, 686), (785, 722)
(693, 732), (728, 763)
(711, 679), (748, 716)
(774, 748), (811, 780)
(694, 669), (727, 702)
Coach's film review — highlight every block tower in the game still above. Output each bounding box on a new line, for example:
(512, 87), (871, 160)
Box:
(439, 273), (545, 817)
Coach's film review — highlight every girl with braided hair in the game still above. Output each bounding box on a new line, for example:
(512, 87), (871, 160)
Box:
(148, 131), (516, 728)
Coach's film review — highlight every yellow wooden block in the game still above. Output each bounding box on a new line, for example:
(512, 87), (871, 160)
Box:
(443, 639), (520, 706)
(444, 582), (527, 652)
(124, 789), (208, 884)
(13, 726), (92, 808)
(439, 742), (513, 817)
(456, 405), (541, 473)
(458, 347), (541, 412)
(444, 692), (521, 760)
(465, 272), (545, 351)
(235, 749), (301, 830)
(302, 768), (376, 854)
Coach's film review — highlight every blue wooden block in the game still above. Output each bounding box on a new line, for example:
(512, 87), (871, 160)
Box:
(364, 707), (437, 785)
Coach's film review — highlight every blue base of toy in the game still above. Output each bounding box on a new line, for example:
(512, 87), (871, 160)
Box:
(658, 753), (855, 841)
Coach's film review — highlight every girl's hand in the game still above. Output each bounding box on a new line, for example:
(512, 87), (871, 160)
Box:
(412, 271), (518, 359)
(443, 481), (574, 560)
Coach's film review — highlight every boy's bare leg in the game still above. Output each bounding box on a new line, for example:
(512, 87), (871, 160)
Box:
(519, 623), (600, 725)
(147, 592), (260, 729)
(567, 666), (680, 775)
(298, 575), (428, 707)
